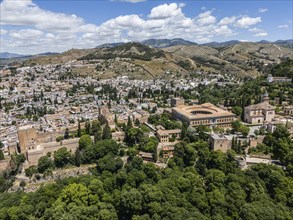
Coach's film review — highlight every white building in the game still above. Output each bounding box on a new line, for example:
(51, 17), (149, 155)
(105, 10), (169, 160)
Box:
(244, 93), (275, 124)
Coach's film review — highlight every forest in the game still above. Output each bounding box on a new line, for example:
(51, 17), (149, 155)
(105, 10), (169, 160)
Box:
(0, 123), (292, 220)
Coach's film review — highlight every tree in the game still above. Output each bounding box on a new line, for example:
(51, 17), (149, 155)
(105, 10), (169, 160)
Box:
(85, 120), (91, 135)
(37, 156), (54, 173)
(134, 118), (140, 126)
(79, 134), (92, 150)
(77, 120), (81, 137)
(102, 123), (112, 140)
(25, 165), (37, 177)
(232, 106), (242, 117)
(126, 128), (144, 146)
(239, 125), (250, 137)
(181, 122), (188, 139)
(54, 147), (72, 168)
(120, 188), (142, 218)
(0, 140), (4, 148)
(114, 114), (118, 123)
(74, 148), (81, 167)
(19, 180), (26, 189)
(232, 120), (242, 132)
(64, 128), (69, 139)
(0, 150), (4, 160)
(12, 153), (26, 168)
(127, 116), (133, 130)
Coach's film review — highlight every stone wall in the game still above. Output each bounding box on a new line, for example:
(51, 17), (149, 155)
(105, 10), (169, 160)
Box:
(27, 138), (79, 166)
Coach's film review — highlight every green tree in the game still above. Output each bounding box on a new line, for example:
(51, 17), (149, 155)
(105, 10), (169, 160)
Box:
(126, 128), (144, 146)
(127, 116), (133, 130)
(37, 156), (54, 173)
(79, 134), (92, 150)
(54, 147), (72, 168)
(181, 122), (188, 139)
(25, 165), (37, 177)
(75, 148), (81, 167)
(232, 120), (242, 132)
(77, 120), (81, 137)
(0, 150), (4, 160)
(239, 125), (250, 137)
(64, 128), (69, 139)
(85, 120), (91, 135)
(102, 123), (112, 140)
(232, 106), (242, 117)
(120, 188), (142, 218)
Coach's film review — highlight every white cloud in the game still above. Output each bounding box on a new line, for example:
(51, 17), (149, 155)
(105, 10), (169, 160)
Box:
(213, 26), (234, 36)
(236, 16), (262, 28)
(148, 3), (184, 19)
(195, 11), (217, 26)
(9, 29), (44, 39)
(0, 29), (8, 35)
(0, 0), (96, 33)
(0, 1), (268, 54)
(278, 24), (288, 28)
(248, 27), (263, 32)
(254, 32), (268, 37)
(258, 8), (268, 13)
(219, 16), (237, 25)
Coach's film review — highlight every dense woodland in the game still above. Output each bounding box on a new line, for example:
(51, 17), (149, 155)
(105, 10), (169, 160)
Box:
(0, 60), (292, 219)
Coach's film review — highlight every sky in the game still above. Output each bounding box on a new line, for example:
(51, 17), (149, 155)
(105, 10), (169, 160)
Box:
(0, 0), (292, 54)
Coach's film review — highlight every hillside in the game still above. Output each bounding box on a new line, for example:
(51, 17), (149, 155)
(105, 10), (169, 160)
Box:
(10, 41), (293, 79)
(164, 42), (293, 77)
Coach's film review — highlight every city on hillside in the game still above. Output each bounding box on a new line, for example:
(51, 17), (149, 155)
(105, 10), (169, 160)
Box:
(0, 0), (292, 219)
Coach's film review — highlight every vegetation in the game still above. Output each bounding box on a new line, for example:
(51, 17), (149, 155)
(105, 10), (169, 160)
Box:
(0, 143), (292, 219)
(79, 42), (165, 61)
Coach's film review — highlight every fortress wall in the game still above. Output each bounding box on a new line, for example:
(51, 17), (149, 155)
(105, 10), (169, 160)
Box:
(27, 138), (79, 166)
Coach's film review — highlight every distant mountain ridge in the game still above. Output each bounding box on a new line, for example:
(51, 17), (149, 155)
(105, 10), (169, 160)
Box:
(142, 38), (196, 48)
(0, 52), (30, 59)
(96, 38), (293, 49)
(0, 52), (59, 59)
(96, 38), (196, 49)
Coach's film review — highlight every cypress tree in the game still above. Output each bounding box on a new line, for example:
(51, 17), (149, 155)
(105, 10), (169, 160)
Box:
(127, 116), (132, 130)
(74, 148), (81, 167)
(64, 128), (69, 139)
(0, 150), (4, 160)
(85, 120), (91, 135)
(77, 120), (81, 137)
(102, 123), (112, 140)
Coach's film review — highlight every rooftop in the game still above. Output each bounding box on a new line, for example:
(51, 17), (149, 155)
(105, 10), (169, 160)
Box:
(172, 103), (235, 119)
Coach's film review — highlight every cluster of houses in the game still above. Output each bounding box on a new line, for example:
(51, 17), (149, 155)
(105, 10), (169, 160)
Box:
(0, 61), (292, 172)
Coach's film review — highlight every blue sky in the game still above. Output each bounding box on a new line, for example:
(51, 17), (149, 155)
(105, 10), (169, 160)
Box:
(0, 0), (292, 54)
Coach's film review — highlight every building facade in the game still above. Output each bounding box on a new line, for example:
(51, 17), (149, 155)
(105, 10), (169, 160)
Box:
(244, 94), (275, 124)
(172, 103), (235, 128)
(156, 129), (181, 142)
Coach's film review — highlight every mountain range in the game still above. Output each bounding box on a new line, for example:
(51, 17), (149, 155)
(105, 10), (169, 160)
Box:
(96, 38), (292, 49)
(1, 39), (292, 79)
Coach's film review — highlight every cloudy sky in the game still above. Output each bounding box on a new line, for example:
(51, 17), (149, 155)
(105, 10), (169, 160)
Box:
(0, 0), (292, 54)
